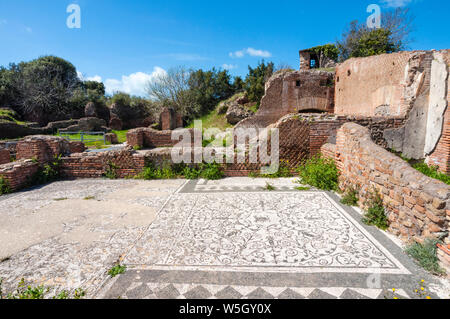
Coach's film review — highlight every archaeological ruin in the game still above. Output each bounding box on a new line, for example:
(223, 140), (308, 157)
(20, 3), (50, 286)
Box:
(0, 48), (449, 273)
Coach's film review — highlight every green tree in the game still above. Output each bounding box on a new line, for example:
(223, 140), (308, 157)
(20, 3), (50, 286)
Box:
(233, 76), (245, 92)
(337, 8), (413, 61)
(0, 56), (84, 125)
(245, 60), (274, 104)
(309, 44), (339, 68)
(352, 28), (399, 58)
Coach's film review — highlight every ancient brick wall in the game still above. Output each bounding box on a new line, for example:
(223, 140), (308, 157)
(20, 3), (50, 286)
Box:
(0, 136), (81, 192)
(61, 147), (147, 179)
(237, 70), (335, 129)
(0, 148), (10, 165)
(0, 160), (39, 191)
(276, 114), (405, 159)
(127, 128), (197, 149)
(335, 51), (430, 117)
(16, 135), (71, 163)
(68, 141), (86, 154)
(324, 123), (449, 246)
(160, 108), (183, 131)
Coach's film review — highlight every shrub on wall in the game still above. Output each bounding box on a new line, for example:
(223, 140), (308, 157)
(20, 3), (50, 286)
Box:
(362, 190), (389, 230)
(0, 176), (11, 195)
(296, 155), (339, 191)
(29, 155), (62, 186)
(340, 186), (360, 206)
(405, 239), (446, 275)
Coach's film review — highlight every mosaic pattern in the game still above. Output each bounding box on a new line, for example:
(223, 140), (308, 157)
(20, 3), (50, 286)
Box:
(105, 281), (410, 300)
(125, 192), (407, 274)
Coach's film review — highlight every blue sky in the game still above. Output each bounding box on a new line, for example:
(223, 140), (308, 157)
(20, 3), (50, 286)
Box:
(0, 0), (448, 96)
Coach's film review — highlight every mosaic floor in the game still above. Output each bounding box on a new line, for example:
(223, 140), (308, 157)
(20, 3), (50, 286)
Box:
(0, 178), (447, 299)
(98, 179), (449, 299)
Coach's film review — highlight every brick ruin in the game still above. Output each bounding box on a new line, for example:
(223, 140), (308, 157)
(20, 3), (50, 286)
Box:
(159, 107), (184, 131)
(322, 123), (450, 273)
(0, 48), (449, 271)
(237, 70), (335, 129)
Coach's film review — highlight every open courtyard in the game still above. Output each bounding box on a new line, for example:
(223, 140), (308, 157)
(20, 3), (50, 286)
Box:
(1, 178), (448, 299)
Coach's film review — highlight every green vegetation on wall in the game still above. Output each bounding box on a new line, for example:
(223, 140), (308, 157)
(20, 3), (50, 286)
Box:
(296, 155), (339, 191)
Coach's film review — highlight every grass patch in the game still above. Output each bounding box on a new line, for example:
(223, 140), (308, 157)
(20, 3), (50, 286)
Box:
(250, 160), (293, 178)
(0, 109), (26, 125)
(139, 163), (181, 180)
(0, 278), (86, 299)
(84, 196), (95, 200)
(296, 155), (339, 191)
(389, 150), (450, 185)
(405, 239), (446, 276)
(108, 264), (127, 278)
(54, 198), (68, 201)
(29, 155), (62, 186)
(412, 162), (450, 185)
(139, 162), (225, 181)
(295, 186), (311, 191)
(0, 176), (11, 196)
(112, 130), (128, 144)
(264, 183), (276, 191)
(187, 94), (241, 130)
(104, 161), (119, 179)
(187, 109), (233, 131)
(340, 186), (359, 206)
(362, 191), (389, 230)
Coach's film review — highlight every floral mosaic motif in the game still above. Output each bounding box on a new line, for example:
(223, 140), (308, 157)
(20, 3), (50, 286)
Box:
(126, 192), (399, 270)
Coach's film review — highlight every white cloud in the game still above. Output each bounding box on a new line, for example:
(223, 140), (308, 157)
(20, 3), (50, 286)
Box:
(222, 64), (238, 70)
(86, 75), (102, 82)
(229, 48), (272, 59)
(380, 0), (412, 7)
(104, 67), (167, 96)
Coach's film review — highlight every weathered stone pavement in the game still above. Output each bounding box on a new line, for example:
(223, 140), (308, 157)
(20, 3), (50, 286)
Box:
(0, 178), (448, 299)
(98, 179), (450, 299)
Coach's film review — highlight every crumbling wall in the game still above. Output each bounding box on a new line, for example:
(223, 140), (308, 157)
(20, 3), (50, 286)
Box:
(127, 128), (197, 149)
(324, 123), (449, 246)
(237, 70), (335, 129)
(0, 160), (39, 191)
(61, 147), (146, 179)
(0, 148), (10, 165)
(335, 51), (429, 117)
(160, 108), (183, 131)
(16, 135), (71, 163)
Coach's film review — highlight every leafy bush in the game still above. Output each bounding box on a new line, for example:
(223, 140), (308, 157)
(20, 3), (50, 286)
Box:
(362, 191), (389, 230)
(198, 162), (224, 180)
(104, 161), (118, 179)
(140, 163), (176, 180)
(405, 239), (446, 275)
(259, 160), (293, 178)
(0, 278), (86, 300)
(108, 264), (127, 278)
(30, 155), (62, 185)
(183, 166), (201, 180)
(250, 160), (293, 178)
(340, 186), (359, 206)
(296, 155), (339, 191)
(0, 176), (11, 195)
(412, 162), (450, 185)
